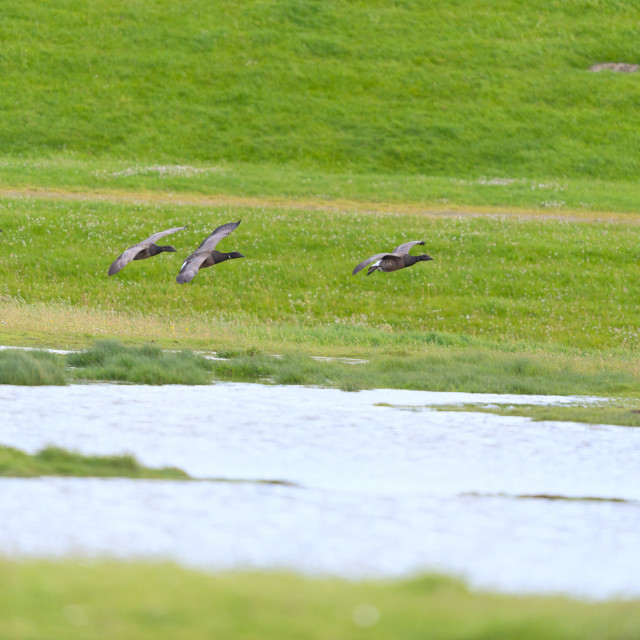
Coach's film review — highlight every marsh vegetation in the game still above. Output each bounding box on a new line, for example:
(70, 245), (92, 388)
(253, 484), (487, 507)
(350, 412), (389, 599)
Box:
(428, 402), (640, 428)
(0, 444), (189, 480)
(0, 349), (66, 386)
(3, 343), (640, 411)
(67, 341), (213, 385)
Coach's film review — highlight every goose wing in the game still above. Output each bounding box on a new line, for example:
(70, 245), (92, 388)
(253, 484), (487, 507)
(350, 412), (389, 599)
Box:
(176, 251), (211, 284)
(108, 226), (188, 276)
(196, 221), (241, 252)
(108, 244), (145, 276)
(143, 225), (188, 245)
(392, 240), (425, 255)
(352, 253), (393, 275)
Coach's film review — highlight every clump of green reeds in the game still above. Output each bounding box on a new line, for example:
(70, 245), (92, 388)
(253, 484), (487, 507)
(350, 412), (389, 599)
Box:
(0, 444), (189, 479)
(0, 349), (66, 385)
(212, 352), (330, 386)
(67, 340), (214, 385)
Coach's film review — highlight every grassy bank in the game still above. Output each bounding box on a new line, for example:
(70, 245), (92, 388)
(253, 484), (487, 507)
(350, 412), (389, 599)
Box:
(1, 561), (639, 639)
(0, 445), (189, 480)
(3, 1), (640, 182)
(429, 402), (640, 428)
(4, 0), (640, 214)
(4, 343), (640, 432)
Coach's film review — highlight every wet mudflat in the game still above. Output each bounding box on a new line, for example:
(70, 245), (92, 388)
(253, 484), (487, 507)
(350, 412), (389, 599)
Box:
(0, 382), (638, 599)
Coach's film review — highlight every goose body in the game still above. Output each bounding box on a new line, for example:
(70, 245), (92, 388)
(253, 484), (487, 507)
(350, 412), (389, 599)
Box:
(176, 221), (244, 284)
(352, 240), (434, 276)
(108, 225), (187, 276)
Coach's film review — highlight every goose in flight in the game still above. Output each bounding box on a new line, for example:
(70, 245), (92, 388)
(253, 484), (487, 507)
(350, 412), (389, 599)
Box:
(352, 240), (434, 276)
(108, 225), (188, 276)
(176, 221), (244, 284)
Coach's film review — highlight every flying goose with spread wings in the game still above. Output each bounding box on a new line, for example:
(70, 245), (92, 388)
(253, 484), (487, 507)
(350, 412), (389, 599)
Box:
(352, 240), (434, 276)
(108, 225), (188, 276)
(176, 221), (244, 284)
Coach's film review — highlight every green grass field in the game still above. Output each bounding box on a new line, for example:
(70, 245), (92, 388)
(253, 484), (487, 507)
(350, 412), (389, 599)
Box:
(4, 0), (640, 215)
(2, 193), (640, 401)
(3, 0), (640, 181)
(2, 195), (639, 349)
(1, 561), (640, 640)
(2, 0), (640, 375)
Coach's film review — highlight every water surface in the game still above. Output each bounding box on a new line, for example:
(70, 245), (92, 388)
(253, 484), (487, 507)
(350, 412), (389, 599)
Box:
(0, 383), (638, 598)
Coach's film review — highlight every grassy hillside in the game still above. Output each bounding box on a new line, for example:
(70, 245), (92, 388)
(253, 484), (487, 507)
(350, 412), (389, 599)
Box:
(1, 562), (639, 640)
(2, 0), (640, 182)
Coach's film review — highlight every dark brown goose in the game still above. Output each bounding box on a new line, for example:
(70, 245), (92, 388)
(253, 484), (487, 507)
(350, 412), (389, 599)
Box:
(176, 221), (244, 284)
(352, 240), (434, 276)
(108, 225), (188, 276)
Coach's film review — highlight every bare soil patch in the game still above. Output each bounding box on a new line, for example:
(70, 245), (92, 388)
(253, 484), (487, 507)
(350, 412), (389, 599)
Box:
(1, 187), (638, 224)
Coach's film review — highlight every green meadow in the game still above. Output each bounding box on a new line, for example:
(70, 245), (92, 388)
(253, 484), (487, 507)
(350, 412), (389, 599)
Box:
(2, 0), (640, 377)
(2, 196), (640, 350)
(3, 0), (640, 182)
(1, 195), (640, 401)
(4, 0), (640, 215)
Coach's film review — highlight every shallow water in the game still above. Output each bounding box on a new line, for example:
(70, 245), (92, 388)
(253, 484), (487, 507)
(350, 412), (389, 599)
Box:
(0, 382), (639, 598)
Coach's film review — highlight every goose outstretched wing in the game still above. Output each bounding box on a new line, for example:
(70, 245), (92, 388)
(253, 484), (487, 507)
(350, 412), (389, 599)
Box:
(352, 253), (393, 275)
(143, 225), (188, 245)
(392, 240), (425, 255)
(108, 245), (144, 276)
(176, 252), (210, 284)
(108, 225), (187, 276)
(196, 221), (241, 252)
